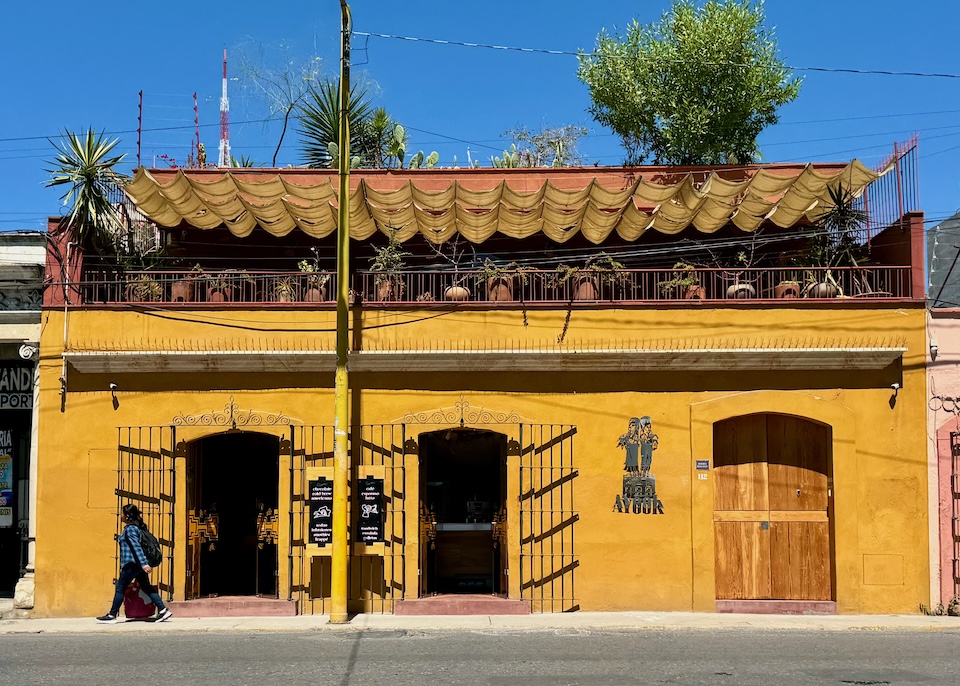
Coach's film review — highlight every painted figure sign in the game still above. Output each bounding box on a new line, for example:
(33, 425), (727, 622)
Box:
(0, 429), (12, 527)
(614, 416), (664, 515)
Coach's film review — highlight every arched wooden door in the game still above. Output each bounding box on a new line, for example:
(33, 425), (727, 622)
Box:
(713, 414), (833, 601)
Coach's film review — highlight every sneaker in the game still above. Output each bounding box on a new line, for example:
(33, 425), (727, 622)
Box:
(155, 608), (173, 622)
(96, 614), (117, 623)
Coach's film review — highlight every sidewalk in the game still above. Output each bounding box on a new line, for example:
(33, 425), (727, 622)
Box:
(2, 604), (958, 635)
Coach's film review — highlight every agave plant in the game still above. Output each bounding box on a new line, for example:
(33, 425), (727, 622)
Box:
(297, 80), (372, 168)
(45, 129), (128, 254)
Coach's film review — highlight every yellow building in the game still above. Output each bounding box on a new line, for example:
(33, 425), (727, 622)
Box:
(34, 163), (930, 617)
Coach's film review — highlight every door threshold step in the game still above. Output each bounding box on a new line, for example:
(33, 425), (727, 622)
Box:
(716, 600), (837, 615)
(166, 596), (298, 617)
(395, 594), (531, 615)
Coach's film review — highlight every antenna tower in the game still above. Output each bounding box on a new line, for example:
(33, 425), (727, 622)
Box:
(218, 49), (231, 167)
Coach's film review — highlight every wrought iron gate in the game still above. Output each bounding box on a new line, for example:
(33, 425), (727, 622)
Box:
(289, 424), (410, 614)
(116, 426), (177, 598)
(519, 424), (579, 612)
(952, 431), (960, 599)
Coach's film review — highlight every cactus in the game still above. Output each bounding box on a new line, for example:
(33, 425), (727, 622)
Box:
(491, 144), (522, 168)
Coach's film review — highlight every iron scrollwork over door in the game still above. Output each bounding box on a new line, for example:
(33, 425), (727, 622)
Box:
(116, 426), (178, 599)
(519, 424), (579, 613)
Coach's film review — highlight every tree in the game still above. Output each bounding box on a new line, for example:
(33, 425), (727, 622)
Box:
(501, 125), (589, 167)
(297, 81), (407, 169)
(236, 42), (323, 167)
(577, 0), (801, 166)
(45, 129), (128, 254)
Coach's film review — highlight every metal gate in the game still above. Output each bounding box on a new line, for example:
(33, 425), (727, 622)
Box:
(519, 424), (579, 612)
(952, 431), (960, 599)
(116, 426), (178, 599)
(289, 424), (410, 614)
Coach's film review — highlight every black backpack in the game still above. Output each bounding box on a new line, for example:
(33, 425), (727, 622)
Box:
(126, 525), (163, 567)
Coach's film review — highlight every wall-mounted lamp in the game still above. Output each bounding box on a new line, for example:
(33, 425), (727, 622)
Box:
(891, 382), (900, 398)
(109, 382), (119, 410)
(930, 337), (939, 361)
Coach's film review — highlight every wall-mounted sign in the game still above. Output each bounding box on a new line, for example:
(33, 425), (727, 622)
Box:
(0, 366), (32, 410)
(357, 477), (384, 544)
(696, 460), (710, 470)
(308, 478), (333, 546)
(614, 416), (664, 515)
(0, 455), (12, 528)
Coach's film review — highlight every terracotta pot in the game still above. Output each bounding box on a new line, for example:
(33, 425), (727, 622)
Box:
(303, 286), (326, 302)
(171, 280), (195, 303)
(376, 279), (400, 302)
(444, 285), (470, 301)
(486, 276), (514, 302)
(725, 283), (756, 299)
(207, 287), (232, 303)
(775, 282), (800, 299)
(684, 285), (705, 300)
(573, 275), (599, 301)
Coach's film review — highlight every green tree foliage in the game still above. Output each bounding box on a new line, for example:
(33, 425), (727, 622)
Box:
(297, 81), (408, 169)
(502, 125), (589, 167)
(45, 129), (127, 254)
(577, 0), (801, 165)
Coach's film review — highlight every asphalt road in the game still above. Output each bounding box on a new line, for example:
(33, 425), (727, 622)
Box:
(1, 628), (959, 686)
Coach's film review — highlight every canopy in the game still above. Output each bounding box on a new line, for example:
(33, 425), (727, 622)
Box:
(125, 161), (886, 245)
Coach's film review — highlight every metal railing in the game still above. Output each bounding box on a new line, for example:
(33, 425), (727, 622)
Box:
(76, 265), (913, 306)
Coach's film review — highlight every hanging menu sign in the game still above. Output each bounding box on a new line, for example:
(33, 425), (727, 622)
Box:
(308, 478), (333, 546)
(357, 477), (384, 544)
(0, 430), (13, 528)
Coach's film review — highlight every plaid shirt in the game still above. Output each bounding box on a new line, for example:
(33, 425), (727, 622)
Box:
(118, 524), (148, 568)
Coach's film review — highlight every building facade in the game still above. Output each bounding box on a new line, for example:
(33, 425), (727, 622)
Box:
(33, 164), (931, 617)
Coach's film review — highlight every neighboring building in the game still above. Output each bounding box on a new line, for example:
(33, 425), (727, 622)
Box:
(925, 209), (960, 608)
(0, 232), (44, 608)
(34, 159), (929, 617)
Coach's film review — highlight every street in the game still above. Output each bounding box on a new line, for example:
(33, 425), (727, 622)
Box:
(2, 627), (959, 685)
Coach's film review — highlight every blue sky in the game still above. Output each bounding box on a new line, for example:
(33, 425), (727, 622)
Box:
(2, 0), (958, 232)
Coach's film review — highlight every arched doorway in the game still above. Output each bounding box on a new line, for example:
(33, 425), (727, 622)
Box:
(713, 414), (834, 603)
(185, 431), (280, 599)
(419, 428), (508, 595)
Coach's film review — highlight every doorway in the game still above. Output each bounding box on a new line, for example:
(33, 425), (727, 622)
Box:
(419, 428), (508, 595)
(713, 414), (834, 602)
(186, 432), (280, 598)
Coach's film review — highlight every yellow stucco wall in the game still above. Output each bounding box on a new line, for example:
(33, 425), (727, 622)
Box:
(34, 305), (928, 616)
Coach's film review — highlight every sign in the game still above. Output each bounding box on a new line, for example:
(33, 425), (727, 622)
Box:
(0, 455), (12, 528)
(357, 477), (384, 544)
(308, 478), (333, 546)
(696, 460), (710, 470)
(0, 366), (32, 411)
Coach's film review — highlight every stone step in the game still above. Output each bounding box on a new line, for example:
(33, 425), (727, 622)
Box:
(394, 594), (531, 616)
(166, 596), (298, 618)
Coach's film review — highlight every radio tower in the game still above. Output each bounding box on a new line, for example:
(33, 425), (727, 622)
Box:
(218, 49), (231, 167)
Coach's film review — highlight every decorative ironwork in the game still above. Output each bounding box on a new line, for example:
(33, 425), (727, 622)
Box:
(419, 502), (437, 550)
(256, 504), (279, 549)
(0, 289), (41, 311)
(188, 509), (219, 550)
(492, 506), (507, 546)
(173, 396), (291, 429)
(402, 395), (523, 426)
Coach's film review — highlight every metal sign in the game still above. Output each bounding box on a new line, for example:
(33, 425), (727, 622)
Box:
(696, 460), (710, 470)
(308, 478), (333, 546)
(357, 477), (384, 544)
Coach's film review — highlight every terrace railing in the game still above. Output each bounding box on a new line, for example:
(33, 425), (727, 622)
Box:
(75, 266), (913, 306)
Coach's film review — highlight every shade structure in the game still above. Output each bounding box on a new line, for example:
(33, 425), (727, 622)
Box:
(125, 161), (887, 245)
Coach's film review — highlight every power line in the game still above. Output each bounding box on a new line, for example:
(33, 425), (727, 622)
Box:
(353, 31), (960, 80)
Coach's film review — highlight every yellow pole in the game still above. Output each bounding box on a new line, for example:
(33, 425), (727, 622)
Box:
(330, 0), (351, 624)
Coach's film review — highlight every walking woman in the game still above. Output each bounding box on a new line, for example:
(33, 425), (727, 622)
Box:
(96, 504), (173, 623)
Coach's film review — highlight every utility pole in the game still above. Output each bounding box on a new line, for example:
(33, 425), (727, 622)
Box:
(330, 0), (351, 625)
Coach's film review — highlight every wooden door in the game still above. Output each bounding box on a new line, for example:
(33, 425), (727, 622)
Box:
(713, 414), (832, 601)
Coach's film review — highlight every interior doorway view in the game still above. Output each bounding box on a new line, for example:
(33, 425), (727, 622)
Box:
(713, 414), (834, 603)
(186, 432), (280, 599)
(419, 428), (508, 595)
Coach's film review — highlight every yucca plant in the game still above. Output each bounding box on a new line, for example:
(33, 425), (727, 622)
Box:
(298, 81), (373, 168)
(45, 129), (128, 254)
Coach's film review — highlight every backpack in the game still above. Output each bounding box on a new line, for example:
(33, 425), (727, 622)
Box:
(127, 525), (163, 567)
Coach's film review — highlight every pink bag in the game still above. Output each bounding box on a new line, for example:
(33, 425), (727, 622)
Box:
(123, 580), (156, 619)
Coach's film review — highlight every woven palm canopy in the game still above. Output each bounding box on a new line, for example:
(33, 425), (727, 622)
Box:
(125, 161), (886, 245)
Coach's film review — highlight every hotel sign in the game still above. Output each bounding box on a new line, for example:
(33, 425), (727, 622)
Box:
(0, 366), (32, 410)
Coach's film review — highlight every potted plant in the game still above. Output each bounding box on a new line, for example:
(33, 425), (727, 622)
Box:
(553, 253), (626, 302)
(273, 275), (298, 302)
(774, 279), (801, 299)
(369, 231), (410, 302)
(477, 259), (527, 302)
(298, 258), (329, 302)
(205, 270), (251, 303)
(723, 250), (758, 299)
(658, 262), (704, 300)
(171, 264), (203, 303)
(802, 185), (867, 298)
(125, 275), (163, 302)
